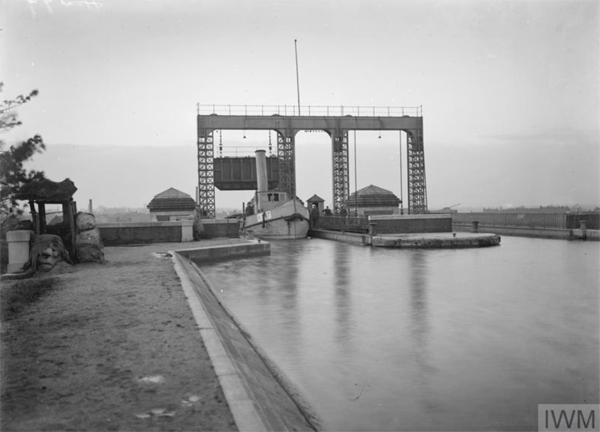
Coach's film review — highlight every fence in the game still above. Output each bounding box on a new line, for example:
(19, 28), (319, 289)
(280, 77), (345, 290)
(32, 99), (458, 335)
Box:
(313, 214), (452, 234)
(566, 213), (600, 230)
(453, 212), (567, 229)
(315, 216), (369, 233)
(451, 212), (600, 230)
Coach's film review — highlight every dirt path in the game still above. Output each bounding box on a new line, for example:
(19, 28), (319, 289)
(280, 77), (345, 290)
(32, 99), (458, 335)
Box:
(1, 242), (237, 431)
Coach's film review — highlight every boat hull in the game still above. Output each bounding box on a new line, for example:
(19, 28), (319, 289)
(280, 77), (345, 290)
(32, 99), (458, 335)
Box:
(243, 199), (310, 240)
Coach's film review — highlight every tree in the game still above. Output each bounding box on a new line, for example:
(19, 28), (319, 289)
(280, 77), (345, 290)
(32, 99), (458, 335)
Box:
(0, 83), (47, 228)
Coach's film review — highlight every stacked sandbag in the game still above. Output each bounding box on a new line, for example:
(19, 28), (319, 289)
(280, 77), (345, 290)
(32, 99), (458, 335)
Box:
(75, 212), (105, 264)
(25, 233), (73, 273)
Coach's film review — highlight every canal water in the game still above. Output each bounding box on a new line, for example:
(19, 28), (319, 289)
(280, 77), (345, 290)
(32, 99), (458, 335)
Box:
(198, 237), (599, 431)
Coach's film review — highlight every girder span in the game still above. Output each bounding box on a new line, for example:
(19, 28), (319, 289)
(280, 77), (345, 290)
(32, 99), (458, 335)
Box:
(197, 110), (427, 217)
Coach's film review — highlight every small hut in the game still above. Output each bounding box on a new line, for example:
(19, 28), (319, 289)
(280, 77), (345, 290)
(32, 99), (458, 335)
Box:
(306, 194), (325, 215)
(347, 185), (401, 216)
(147, 188), (197, 221)
(14, 178), (78, 254)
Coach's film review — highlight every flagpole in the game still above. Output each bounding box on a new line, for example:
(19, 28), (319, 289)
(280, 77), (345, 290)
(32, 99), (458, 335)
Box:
(354, 130), (358, 216)
(294, 39), (301, 115)
(399, 131), (404, 215)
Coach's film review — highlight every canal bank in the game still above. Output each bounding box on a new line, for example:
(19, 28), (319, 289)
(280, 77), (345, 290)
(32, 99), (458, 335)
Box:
(452, 211), (600, 241)
(172, 246), (321, 432)
(1, 238), (320, 432)
(309, 228), (501, 248)
(1, 240), (240, 432)
(452, 222), (600, 241)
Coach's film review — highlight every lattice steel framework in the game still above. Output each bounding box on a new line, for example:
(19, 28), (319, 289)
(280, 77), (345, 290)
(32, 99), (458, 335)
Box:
(197, 108), (426, 217)
(197, 129), (215, 218)
(406, 129), (428, 214)
(276, 131), (296, 198)
(331, 131), (350, 215)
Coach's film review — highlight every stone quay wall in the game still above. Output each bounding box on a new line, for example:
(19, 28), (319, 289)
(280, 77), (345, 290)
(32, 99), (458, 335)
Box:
(368, 214), (452, 234)
(98, 219), (239, 246)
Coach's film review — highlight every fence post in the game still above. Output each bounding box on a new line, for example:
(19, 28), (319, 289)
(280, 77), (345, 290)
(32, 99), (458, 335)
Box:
(369, 223), (377, 245)
(580, 220), (587, 240)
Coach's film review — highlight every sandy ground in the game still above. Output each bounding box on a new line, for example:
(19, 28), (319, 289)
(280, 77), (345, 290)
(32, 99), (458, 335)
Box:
(1, 241), (238, 432)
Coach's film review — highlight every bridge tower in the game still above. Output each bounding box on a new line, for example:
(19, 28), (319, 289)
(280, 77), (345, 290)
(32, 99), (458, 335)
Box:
(276, 130), (296, 199)
(407, 128), (427, 214)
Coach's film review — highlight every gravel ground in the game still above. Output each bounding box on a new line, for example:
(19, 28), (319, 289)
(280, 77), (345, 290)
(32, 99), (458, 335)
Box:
(1, 241), (238, 432)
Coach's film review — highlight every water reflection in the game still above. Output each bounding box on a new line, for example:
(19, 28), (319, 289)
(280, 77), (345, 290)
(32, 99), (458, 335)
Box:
(409, 250), (430, 349)
(333, 241), (353, 357)
(408, 251), (444, 421)
(277, 242), (302, 362)
(199, 238), (600, 431)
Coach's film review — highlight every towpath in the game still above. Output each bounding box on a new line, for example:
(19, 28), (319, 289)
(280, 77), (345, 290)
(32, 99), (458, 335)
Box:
(1, 240), (238, 432)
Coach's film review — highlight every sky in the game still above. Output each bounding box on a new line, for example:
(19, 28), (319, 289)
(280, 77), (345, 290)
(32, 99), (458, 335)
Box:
(1, 0), (598, 211)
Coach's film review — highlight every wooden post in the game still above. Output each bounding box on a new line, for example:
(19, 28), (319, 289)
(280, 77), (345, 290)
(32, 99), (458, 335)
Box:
(63, 200), (77, 256)
(38, 203), (46, 234)
(29, 200), (39, 233)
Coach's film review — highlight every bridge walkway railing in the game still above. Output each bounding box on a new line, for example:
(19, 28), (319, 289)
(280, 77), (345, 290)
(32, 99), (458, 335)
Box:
(314, 215), (369, 233)
(197, 104), (422, 117)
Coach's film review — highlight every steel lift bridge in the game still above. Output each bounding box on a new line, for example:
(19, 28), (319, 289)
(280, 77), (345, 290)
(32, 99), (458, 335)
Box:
(196, 104), (427, 218)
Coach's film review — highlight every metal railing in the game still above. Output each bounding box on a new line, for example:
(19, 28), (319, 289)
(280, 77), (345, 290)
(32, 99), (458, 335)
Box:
(315, 215), (369, 232)
(197, 104), (422, 117)
(453, 212), (568, 229)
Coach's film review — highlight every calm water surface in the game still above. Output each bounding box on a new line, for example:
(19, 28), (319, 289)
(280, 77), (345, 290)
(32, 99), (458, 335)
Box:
(199, 237), (599, 431)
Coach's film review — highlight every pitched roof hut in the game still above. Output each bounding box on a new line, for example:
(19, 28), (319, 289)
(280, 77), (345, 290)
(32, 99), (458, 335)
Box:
(347, 184), (401, 216)
(147, 188), (197, 221)
(14, 178), (78, 256)
(306, 194), (325, 214)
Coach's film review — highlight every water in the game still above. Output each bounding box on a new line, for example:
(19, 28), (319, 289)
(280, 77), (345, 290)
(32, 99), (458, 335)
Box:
(198, 237), (600, 431)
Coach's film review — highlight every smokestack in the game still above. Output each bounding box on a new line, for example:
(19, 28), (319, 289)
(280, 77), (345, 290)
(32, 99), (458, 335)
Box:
(255, 150), (268, 193)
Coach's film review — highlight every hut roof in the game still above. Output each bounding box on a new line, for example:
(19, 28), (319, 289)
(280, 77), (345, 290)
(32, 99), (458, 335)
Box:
(306, 194), (325, 203)
(147, 187), (197, 211)
(15, 178), (77, 203)
(348, 184), (400, 207)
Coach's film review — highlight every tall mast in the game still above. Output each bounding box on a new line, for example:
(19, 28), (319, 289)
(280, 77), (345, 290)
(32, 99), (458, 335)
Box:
(294, 39), (301, 115)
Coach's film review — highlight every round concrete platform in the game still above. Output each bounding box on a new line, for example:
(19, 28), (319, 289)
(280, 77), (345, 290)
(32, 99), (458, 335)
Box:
(372, 232), (501, 248)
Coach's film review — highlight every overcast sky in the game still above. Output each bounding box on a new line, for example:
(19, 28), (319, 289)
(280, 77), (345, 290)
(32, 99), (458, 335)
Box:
(1, 0), (598, 211)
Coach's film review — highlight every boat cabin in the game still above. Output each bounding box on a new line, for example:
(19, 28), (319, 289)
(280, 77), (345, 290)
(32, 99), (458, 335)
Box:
(248, 190), (290, 214)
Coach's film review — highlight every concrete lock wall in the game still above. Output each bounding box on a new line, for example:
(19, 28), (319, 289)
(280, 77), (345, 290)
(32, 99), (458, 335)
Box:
(202, 219), (239, 238)
(368, 214), (452, 234)
(98, 220), (239, 246)
(98, 222), (185, 246)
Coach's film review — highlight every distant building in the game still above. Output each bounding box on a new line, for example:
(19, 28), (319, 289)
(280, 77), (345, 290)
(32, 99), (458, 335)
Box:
(47, 215), (64, 225)
(147, 188), (197, 221)
(347, 184), (401, 216)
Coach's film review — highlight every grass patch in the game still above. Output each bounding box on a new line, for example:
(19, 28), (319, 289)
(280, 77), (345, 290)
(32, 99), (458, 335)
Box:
(1, 278), (56, 321)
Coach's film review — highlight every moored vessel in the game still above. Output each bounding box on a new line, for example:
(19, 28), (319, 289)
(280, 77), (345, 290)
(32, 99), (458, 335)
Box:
(242, 150), (309, 239)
